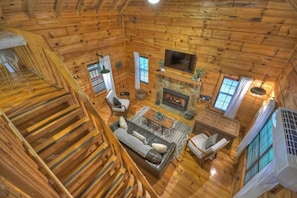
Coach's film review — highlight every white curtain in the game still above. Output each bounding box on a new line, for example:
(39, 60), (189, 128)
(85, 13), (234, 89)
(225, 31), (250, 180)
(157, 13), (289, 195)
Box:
(99, 55), (115, 92)
(224, 76), (253, 119)
(233, 160), (279, 198)
(133, 52), (140, 89)
(236, 98), (275, 157)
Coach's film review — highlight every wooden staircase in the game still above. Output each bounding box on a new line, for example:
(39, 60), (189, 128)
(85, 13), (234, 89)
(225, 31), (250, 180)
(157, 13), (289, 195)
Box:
(0, 68), (157, 197)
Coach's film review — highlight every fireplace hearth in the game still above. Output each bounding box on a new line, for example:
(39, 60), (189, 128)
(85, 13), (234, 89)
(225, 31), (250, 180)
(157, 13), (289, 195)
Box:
(162, 88), (189, 112)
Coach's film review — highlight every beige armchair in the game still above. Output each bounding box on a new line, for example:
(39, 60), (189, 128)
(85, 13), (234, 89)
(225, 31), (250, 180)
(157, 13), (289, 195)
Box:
(105, 89), (130, 118)
(187, 130), (229, 166)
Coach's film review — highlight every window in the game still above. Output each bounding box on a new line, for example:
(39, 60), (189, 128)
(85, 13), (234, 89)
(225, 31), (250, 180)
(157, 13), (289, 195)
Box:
(139, 56), (149, 83)
(87, 62), (106, 94)
(245, 118), (274, 184)
(214, 78), (239, 111)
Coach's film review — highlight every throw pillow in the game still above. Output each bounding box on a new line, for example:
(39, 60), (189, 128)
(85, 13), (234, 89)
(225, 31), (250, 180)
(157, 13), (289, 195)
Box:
(204, 133), (218, 149)
(113, 97), (121, 106)
(119, 116), (128, 131)
(152, 143), (167, 154)
(132, 131), (147, 144)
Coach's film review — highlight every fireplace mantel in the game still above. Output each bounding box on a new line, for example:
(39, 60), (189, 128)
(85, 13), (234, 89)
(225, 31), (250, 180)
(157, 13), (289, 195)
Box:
(154, 70), (202, 86)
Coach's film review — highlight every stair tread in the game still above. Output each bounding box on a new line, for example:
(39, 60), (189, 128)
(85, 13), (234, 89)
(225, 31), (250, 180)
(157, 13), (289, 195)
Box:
(62, 142), (109, 186)
(122, 175), (135, 198)
(48, 130), (97, 170)
(73, 155), (118, 197)
(34, 117), (89, 153)
(11, 93), (73, 126)
(26, 104), (80, 133)
(102, 167), (127, 198)
(24, 107), (83, 142)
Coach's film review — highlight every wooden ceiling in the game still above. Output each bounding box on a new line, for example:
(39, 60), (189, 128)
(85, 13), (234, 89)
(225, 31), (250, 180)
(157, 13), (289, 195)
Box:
(0, 0), (297, 85)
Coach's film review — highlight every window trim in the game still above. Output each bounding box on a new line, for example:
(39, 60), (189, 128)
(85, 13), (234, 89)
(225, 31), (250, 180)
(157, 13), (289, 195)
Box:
(211, 73), (239, 113)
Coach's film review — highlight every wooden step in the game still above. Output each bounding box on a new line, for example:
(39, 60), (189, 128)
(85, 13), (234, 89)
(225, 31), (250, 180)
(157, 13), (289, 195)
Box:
(11, 93), (74, 126)
(47, 130), (97, 170)
(25, 104), (80, 135)
(71, 155), (119, 197)
(38, 120), (91, 161)
(24, 107), (83, 143)
(5, 90), (68, 118)
(101, 167), (127, 198)
(34, 117), (89, 153)
(61, 142), (109, 187)
(120, 174), (135, 198)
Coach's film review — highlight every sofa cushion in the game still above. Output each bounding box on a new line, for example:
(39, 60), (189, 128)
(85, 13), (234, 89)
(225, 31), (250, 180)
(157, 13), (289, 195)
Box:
(114, 128), (162, 164)
(119, 116), (128, 130)
(132, 130), (147, 144)
(152, 143), (167, 154)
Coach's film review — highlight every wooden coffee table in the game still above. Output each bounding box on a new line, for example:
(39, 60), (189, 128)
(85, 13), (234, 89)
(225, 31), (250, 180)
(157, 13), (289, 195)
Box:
(143, 109), (174, 133)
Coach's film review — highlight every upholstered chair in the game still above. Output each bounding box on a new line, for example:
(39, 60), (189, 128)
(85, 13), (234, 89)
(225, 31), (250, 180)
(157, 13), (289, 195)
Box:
(105, 89), (130, 118)
(187, 130), (229, 166)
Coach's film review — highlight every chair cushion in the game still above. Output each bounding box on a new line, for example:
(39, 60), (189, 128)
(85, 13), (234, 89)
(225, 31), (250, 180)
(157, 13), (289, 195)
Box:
(204, 133), (218, 149)
(113, 97), (121, 105)
(112, 98), (130, 112)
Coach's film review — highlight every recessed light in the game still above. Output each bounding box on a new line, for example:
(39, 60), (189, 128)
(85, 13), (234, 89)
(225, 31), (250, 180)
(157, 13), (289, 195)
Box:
(148, 0), (160, 4)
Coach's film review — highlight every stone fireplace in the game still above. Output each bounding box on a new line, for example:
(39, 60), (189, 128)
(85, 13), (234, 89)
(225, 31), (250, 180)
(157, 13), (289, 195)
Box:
(162, 88), (189, 112)
(156, 75), (201, 116)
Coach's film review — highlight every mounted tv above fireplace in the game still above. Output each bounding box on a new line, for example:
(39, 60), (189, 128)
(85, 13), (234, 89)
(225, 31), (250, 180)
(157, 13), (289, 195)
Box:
(164, 49), (196, 74)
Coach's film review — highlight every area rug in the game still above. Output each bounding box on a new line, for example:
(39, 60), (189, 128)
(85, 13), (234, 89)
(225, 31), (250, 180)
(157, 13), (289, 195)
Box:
(129, 106), (192, 159)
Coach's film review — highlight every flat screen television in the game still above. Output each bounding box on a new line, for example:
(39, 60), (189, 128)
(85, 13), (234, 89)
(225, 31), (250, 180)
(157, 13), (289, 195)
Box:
(164, 49), (196, 74)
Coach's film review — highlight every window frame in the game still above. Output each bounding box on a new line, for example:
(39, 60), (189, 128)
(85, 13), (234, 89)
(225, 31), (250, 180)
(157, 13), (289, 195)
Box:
(212, 74), (239, 113)
(244, 118), (274, 184)
(86, 61), (106, 95)
(139, 56), (149, 84)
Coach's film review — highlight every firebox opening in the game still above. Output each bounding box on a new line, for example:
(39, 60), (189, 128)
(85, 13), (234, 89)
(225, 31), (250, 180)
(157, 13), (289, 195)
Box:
(162, 88), (189, 112)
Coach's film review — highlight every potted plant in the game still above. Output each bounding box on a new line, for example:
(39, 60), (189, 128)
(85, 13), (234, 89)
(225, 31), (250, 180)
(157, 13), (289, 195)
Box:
(192, 68), (206, 82)
(154, 111), (164, 121)
(158, 60), (165, 72)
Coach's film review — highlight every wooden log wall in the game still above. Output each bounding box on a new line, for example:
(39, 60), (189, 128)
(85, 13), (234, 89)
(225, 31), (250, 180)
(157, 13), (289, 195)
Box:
(0, 3), (129, 110)
(122, 0), (297, 128)
(1, 0), (297, 128)
(275, 46), (297, 109)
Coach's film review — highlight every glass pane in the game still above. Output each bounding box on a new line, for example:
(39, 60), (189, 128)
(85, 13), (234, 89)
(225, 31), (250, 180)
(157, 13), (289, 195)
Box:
(139, 56), (149, 83)
(214, 77), (238, 112)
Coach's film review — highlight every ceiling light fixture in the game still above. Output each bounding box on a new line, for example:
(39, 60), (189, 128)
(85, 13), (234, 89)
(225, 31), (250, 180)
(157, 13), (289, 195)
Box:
(250, 75), (268, 96)
(148, 0), (160, 4)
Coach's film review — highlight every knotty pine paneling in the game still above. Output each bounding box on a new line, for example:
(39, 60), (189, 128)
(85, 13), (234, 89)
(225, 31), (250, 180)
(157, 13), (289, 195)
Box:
(2, 11), (128, 111)
(275, 46), (297, 110)
(123, 0), (296, 127)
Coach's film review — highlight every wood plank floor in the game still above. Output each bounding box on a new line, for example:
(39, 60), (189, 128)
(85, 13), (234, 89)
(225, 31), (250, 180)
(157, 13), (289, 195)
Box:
(99, 99), (239, 198)
(1, 69), (238, 198)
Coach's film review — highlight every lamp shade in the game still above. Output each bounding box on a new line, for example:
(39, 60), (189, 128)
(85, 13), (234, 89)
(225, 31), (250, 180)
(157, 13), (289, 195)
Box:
(250, 87), (266, 95)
